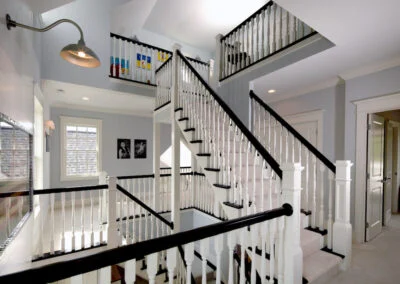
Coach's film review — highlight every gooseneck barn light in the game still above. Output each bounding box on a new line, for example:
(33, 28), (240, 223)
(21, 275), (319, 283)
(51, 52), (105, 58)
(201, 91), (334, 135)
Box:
(6, 14), (100, 68)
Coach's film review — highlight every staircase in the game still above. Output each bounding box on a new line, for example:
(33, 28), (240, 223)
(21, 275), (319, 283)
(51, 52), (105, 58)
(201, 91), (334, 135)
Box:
(154, 47), (352, 283)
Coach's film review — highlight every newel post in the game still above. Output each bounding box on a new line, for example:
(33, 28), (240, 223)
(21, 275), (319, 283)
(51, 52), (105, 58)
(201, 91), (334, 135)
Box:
(107, 176), (118, 248)
(333, 160), (353, 270)
(282, 163), (303, 284)
(211, 34), (223, 89)
(171, 43), (182, 232)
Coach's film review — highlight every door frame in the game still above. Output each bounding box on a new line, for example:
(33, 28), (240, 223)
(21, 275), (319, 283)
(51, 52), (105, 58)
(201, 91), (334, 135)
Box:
(284, 109), (324, 151)
(354, 92), (400, 243)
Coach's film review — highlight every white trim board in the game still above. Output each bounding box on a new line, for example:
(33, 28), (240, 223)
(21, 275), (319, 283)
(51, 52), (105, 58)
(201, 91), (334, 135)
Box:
(353, 92), (400, 243)
(283, 109), (324, 152)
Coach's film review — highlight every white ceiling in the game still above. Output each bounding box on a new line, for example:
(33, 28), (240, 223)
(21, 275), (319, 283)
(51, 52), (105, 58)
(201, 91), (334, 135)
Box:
(42, 80), (155, 117)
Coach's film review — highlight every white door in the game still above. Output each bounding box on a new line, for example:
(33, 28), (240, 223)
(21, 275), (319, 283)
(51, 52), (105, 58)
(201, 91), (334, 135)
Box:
(383, 121), (393, 225)
(366, 114), (385, 241)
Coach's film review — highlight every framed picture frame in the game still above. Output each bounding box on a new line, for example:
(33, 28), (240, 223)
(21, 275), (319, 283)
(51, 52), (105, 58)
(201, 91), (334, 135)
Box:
(134, 139), (147, 159)
(117, 138), (131, 159)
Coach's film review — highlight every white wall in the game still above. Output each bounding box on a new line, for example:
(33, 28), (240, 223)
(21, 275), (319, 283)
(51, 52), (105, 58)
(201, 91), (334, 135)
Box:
(50, 107), (171, 188)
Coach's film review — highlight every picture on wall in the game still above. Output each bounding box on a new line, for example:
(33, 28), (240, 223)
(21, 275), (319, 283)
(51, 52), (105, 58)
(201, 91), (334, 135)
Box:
(117, 138), (131, 159)
(134, 139), (147, 159)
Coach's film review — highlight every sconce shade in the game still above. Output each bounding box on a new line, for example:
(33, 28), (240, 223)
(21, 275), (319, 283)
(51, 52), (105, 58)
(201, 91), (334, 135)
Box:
(6, 14), (100, 68)
(60, 39), (100, 68)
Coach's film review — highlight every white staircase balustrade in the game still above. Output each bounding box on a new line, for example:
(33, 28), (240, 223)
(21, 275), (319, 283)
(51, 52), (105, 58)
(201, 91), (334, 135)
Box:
(216, 1), (315, 81)
(31, 184), (109, 260)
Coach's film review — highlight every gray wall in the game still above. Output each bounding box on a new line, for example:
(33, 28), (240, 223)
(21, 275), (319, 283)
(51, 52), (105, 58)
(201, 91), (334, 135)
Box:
(0, 1), (42, 132)
(269, 83), (345, 162)
(50, 107), (171, 187)
(216, 35), (334, 126)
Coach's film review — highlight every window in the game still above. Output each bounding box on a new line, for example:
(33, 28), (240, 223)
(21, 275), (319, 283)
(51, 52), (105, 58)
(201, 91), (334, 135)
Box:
(60, 116), (102, 181)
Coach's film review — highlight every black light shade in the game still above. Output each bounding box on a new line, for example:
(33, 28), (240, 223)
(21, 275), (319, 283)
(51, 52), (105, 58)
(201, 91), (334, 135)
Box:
(60, 40), (101, 68)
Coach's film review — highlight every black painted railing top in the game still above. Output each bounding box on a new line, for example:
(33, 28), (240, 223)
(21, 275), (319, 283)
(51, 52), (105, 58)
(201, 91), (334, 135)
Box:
(155, 55), (173, 74)
(177, 50), (282, 178)
(0, 204), (292, 283)
(250, 90), (336, 173)
(116, 184), (173, 229)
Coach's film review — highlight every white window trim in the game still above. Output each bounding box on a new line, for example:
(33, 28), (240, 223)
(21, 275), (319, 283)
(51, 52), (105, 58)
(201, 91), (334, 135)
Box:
(60, 116), (102, 182)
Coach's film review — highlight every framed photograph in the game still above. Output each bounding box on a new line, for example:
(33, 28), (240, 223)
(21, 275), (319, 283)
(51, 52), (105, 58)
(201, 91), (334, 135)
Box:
(134, 139), (147, 159)
(117, 138), (131, 159)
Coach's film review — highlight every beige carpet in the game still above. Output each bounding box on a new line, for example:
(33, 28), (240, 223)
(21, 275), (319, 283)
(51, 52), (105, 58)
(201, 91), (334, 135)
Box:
(327, 214), (400, 284)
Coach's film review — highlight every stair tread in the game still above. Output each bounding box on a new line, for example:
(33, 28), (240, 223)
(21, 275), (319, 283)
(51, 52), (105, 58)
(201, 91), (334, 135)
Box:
(197, 153), (211, 157)
(301, 229), (323, 258)
(303, 250), (342, 283)
(305, 226), (328, 236)
(204, 167), (220, 172)
(213, 183), (231, 189)
(190, 139), (203, 143)
(223, 201), (243, 209)
(184, 128), (195, 132)
(178, 117), (189, 121)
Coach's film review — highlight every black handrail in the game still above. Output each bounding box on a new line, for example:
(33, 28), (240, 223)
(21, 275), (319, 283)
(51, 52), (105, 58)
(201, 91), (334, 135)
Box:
(186, 56), (209, 66)
(0, 204), (292, 283)
(250, 90), (336, 173)
(117, 174), (155, 180)
(221, 1), (274, 41)
(110, 32), (172, 55)
(116, 184), (173, 229)
(155, 55), (173, 74)
(32, 184), (108, 195)
(177, 50), (282, 179)
(0, 190), (30, 199)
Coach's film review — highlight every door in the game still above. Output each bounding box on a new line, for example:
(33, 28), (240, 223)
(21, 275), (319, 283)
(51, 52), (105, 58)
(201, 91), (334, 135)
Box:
(383, 121), (393, 225)
(366, 114), (385, 241)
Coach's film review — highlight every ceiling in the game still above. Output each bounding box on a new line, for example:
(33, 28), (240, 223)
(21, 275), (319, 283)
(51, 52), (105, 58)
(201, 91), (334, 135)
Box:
(42, 80), (155, 117)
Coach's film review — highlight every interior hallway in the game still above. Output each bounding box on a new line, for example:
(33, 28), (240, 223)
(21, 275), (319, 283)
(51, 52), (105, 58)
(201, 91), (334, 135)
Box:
(327, 214), (400, 283)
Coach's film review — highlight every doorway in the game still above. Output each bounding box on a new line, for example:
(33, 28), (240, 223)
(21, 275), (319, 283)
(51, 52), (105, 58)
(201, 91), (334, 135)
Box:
(366, 110), (400, 241)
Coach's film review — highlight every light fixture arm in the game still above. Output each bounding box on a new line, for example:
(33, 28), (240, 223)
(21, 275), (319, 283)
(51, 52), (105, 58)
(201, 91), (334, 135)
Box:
(6, 14), (85, 43)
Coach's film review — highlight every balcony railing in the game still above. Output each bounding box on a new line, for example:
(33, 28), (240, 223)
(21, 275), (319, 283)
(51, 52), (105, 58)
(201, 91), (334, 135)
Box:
(217, 1), (316, 81)
(110, 33), (210, 89)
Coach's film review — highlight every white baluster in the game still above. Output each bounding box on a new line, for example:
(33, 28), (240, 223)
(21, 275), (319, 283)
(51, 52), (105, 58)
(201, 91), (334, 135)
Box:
(227, 230), (236, 284)
(269, 218), (276, 284)
(72, 191), (76, 250)
(61, 191), (66, 252)
(239, 228), (247, 284)
(125, 259), (136, 284)
(327, 171), (334, 249)
(214, 234), (224, 284)
(81, 191), (85, 248)
(167, 247), (177, 284)
(146, 253), (158, 284)
(70, 274), (83, 284)
(250, 224), (258, 284)
(260, 222), (267, 284)
(311, 155), (317, 228)
(185, 243), (194, 284)
(98, 266), (111, 284)
(50, 192), (55, 254)
(200, 238), (210, 284)
(319, 164), (326, 230)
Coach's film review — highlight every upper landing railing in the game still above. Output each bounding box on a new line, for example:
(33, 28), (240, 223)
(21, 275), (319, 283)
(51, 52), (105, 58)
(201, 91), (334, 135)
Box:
(217, 1), (316, 81)
(110, 33), (209, 88)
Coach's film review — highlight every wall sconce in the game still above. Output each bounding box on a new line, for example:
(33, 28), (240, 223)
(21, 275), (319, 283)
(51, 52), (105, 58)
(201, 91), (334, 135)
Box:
(44, 120), (55, 152)
(5, 14), (100, 68)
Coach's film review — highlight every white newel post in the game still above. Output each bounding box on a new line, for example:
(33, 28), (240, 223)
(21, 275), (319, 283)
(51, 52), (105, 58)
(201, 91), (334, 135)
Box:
(282, 163), (303, 284)
(212, 34), (223, 89)
(153, 122), (161, 211)
(333, 160), (353, 270)
(99, 171), (108, 225)
(107, 176), (118, 248)
(171, 43), (182, 232)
